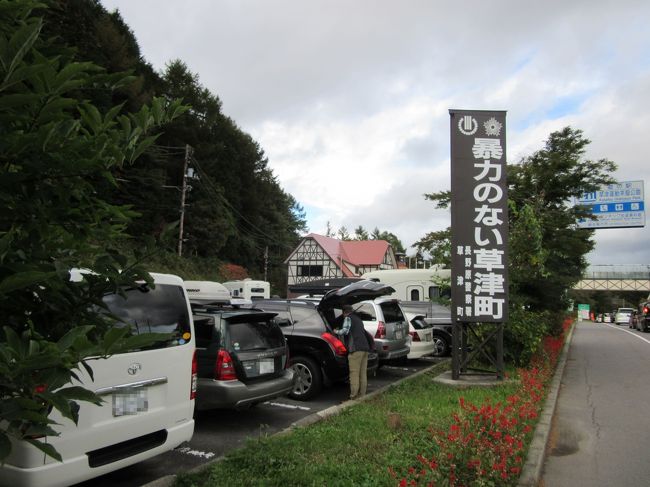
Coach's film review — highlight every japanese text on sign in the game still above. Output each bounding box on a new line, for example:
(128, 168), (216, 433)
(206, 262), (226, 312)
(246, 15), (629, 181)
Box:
(450, 110), (509, 323)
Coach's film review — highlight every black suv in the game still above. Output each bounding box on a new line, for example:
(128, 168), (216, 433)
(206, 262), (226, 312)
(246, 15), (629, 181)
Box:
(192, 303), (294, 410)
(255, 300), (378, 400)
(256, 280), (398, 400)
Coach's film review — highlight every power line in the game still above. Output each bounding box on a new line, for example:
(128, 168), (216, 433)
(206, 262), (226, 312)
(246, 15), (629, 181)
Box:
(190, 157), (283, 244)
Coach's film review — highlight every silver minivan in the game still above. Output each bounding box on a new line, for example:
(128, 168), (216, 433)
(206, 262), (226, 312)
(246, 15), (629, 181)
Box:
(1, 272), (196, 487)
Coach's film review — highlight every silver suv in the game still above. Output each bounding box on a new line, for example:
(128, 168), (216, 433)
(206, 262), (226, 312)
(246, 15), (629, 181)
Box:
(352, 298), (410, 363)
(316, 280), (409, 364)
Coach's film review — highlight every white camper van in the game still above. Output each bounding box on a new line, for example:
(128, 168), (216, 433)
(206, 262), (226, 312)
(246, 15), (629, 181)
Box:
(222, 279), (270, 301)
(184, 280), (231, 305)
(361, 268), (451, 302)
(1, 271), (196, 487)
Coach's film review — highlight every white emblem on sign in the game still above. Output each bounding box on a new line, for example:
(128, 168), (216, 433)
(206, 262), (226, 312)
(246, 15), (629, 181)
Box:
(484, 117), (502, 136)
(458, 115), (478, 135)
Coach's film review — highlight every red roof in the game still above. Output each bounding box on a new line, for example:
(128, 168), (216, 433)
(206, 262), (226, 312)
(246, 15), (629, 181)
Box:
(340, 240), (390, 265)
(302, 233), (391, 277)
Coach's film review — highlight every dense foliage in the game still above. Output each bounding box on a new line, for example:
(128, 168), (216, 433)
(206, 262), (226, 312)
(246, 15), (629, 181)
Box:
(39, 0), (307, 292)
(0, 0), (188, 460)
(507, 127), (616, 314)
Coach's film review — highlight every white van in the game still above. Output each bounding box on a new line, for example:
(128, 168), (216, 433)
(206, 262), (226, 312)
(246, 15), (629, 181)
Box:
(222, 279), (270, 301)
(184, 280), (231, 305)
(361, 268), (451, 302)
(1, 272), (196, 487)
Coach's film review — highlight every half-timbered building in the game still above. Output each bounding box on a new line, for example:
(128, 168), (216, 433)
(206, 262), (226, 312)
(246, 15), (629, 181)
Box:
(285, 233), (397, 292)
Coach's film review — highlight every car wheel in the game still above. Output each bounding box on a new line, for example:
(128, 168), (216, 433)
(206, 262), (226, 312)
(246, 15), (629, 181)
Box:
(431, 333), (450, 357)
(288, 356), (322, 401)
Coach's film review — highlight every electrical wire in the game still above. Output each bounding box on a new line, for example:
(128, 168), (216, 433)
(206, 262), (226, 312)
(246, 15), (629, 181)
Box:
(189, 156), (289, 247)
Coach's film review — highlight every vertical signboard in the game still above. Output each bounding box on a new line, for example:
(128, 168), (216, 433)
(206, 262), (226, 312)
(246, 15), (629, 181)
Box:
(575, 180), (645, 229)
(450, 110), (509, 323)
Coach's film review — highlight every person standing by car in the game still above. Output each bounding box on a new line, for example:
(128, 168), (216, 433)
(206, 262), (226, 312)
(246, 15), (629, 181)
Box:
(335, 304), (372, 400)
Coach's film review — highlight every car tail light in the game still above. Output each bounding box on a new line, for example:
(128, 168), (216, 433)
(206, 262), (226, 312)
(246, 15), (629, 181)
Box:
(409, 331), (420, 342)
(644, 305), (649, 315)
(375, 321), (386, 339)
(190, 350), (198, 399)
(321, 332), (347, 356)
(215, 349), (237, 381)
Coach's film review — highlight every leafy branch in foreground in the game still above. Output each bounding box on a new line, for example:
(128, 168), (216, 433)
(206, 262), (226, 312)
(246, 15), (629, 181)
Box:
(0, 0), (186, 461)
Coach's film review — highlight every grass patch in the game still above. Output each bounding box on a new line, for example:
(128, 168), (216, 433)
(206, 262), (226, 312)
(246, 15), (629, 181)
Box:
(175, 364), (522, 487)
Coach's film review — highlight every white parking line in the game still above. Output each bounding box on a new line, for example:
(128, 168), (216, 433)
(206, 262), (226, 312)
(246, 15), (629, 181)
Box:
(605, 323), (650, 345)
(264, 401), (311, 411)
(176, 446), (216, 459)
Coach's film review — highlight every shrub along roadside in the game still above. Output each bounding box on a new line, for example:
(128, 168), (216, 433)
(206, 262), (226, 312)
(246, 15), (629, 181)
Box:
(393, 317), (571, 486)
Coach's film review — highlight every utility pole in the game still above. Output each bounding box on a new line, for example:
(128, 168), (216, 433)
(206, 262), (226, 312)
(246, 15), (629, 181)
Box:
(264, 246), (269, 282)
(178, 144), (192, 257)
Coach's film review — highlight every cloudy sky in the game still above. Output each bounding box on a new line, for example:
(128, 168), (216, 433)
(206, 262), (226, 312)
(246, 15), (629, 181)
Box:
(101, 0), (650, 267)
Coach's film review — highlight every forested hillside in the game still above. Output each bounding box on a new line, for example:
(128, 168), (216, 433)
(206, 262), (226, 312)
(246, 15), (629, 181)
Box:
(39, 0), (306, 291)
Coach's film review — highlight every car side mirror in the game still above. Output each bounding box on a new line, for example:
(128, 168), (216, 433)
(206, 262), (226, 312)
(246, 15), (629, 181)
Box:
(275, 318), (292, 327)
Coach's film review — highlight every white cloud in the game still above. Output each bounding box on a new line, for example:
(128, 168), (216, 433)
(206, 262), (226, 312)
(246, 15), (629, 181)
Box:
(102, 0), (650, 264)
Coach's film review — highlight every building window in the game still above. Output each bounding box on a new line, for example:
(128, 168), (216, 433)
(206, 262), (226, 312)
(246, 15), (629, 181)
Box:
(297, 265), (323, 277)
(428, 286), (440, 300)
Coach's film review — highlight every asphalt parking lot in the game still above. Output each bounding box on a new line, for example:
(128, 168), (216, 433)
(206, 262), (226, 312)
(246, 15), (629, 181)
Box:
(75, 357), (445, 487)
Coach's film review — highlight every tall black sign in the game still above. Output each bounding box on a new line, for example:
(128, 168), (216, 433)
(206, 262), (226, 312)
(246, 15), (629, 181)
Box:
(450, 110), (508, 323)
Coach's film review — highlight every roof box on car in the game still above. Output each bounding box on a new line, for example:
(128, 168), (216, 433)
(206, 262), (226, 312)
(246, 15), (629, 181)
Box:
(184, 280), (231, 305)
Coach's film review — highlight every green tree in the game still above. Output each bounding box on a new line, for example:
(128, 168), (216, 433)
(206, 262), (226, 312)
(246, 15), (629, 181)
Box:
(156, 60), (306, 281)
(353, 225), (369, 240)
(508, 127), (616, 313)
(416, 127), (617, 363)
(412, 228), (451, 267)
(37, 1), (308, 286)
(337, 226), (351, 240)
(370, 227), (406, 254)
(0, 1), (186, 461)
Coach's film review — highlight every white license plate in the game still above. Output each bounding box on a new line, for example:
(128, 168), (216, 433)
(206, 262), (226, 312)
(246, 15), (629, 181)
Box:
(112, 387), (148, 417)
(259, 358), (275, 374)
(395, 331), (403, 339)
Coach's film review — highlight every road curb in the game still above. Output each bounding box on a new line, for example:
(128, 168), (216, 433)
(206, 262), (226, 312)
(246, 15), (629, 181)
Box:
(517, 321), (576, 486)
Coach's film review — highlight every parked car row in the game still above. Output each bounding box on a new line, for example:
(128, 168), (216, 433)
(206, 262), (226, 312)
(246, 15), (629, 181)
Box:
(1, 276), (449, 487)
(254, 280), (409, 400)
(595, 307), (639, 326)
(596, 313), (613, 323)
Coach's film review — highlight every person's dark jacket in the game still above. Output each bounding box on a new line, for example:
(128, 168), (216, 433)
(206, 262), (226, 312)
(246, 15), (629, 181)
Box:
(345, 313), (372, 353)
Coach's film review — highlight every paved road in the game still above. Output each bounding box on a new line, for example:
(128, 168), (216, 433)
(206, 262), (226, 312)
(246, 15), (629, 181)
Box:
(542, 321), (650, 486)
(75, 357), (443, 486)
